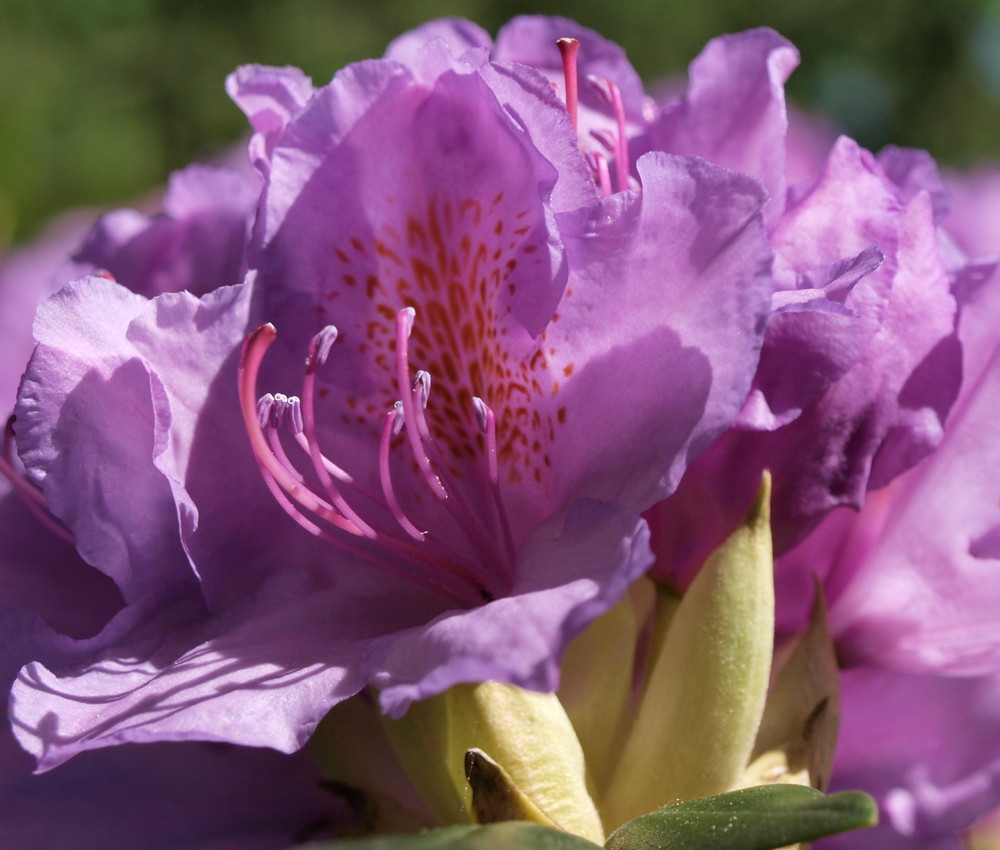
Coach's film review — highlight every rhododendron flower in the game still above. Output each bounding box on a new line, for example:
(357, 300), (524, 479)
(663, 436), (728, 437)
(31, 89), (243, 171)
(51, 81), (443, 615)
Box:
(434, 19), (964, 580)
(5, 22), (771, 772)
(754, 157), (1000, 847)
(770, 314), (1000, 845)
(637, 28), (963, 584)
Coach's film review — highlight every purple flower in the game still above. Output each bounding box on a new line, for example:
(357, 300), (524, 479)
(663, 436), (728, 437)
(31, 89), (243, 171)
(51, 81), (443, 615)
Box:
(0, 162), (258, 421)
(62, 164), (259, 299)
(764, 171), (1000, 846)
(640, 29), (962, 584)
(6, 25), (772, 771)
(821, 670), (1000, 850)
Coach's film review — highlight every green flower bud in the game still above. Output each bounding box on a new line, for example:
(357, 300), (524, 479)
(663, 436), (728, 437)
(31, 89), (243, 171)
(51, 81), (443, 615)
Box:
(604, 473), (775, 827)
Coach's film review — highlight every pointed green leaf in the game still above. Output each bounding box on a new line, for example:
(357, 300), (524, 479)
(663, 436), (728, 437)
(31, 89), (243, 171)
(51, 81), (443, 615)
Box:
(297, 822), (602, 850)
(604, 784), (878, 850)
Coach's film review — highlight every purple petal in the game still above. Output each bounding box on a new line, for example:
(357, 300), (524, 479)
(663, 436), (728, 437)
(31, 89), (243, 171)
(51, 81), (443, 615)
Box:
(226, 64), (315, 176)
(0, 484), (122, 645)
(649, 28), (799, 231)
(751, 246), (886, 428)
(124, 283), (264, 607)
(14, 277), (193, 601)
(821, 669), (1000, 850)
(371, 498), (652, 717)
(383, 18), (493, 65)
(540, 152), (772, 514)
(0, 212), (95, 418)
(0, 726), (343, 848)
(10, 574), (437, 771)
(652, 136), (960, 585)
(943, 167), (1000, 258)
(68, 165), (257, 298)
(878, 145), (951, 225)
(825, 335), (1000, 675)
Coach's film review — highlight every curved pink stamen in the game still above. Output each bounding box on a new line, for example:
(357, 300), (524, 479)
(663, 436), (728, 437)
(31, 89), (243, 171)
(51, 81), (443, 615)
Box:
(238, 325), (365, 536)
(379, 405), (425, 542)
(395, 308), (447, 499)
(302, 329), (378, 538)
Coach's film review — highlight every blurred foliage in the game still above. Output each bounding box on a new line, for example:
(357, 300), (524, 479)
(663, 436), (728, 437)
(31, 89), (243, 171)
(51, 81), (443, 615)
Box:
(2, 0), (999, 247)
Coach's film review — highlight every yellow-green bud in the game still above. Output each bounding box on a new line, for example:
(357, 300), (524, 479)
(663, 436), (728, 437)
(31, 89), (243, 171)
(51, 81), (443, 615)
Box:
(604, 473), (775, 827)
(383, 681), (605, 844)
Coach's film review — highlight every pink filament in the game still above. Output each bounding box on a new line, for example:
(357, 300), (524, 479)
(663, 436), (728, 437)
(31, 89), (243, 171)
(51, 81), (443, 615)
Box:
(239, 321), (502, 606)
(395, 309), (448, 499)
(606, 80), (630, 193)
(301, 331), (378, 538)
(379, 407), (425, 542)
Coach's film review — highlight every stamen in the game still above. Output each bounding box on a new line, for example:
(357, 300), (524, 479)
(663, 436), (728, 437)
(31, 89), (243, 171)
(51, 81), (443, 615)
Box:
(286, 396), (304, 434)
(607, 81), (630, 192)
(313, 325), (339, 366)
(590, 128), (617, 153)
(238, 325), (366, 536)
(472, 397), (497, 483)
(304, 327), (499, 595)
(557, 37), (580, 134)
(414, 370), (431, 409)
(239, 324), (496, 608)
(257, 393), (276, 428)
(302, 329), (379, 538)
(472, 397), (516, 570)
(587, 151), (613, 198)
(379, 405), (425, 542)
(587, 76), (631, 192)
(260, 465), (472, 606)
(395, 309), (447, 499)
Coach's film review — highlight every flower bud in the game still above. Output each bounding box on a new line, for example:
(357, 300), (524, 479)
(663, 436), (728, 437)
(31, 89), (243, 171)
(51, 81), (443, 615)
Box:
(605, 473), (775, 826)
(382, 681), (604, 843)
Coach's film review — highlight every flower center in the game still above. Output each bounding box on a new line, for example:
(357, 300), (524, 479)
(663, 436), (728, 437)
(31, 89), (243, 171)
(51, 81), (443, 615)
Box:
(238, 308), (519, 608)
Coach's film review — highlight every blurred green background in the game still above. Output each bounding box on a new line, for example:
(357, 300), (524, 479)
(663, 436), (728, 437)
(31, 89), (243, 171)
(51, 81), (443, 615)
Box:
(3, 0), (1000, 248)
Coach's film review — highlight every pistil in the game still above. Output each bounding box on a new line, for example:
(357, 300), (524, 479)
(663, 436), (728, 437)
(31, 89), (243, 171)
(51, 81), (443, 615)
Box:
(557, 37), (581, 133)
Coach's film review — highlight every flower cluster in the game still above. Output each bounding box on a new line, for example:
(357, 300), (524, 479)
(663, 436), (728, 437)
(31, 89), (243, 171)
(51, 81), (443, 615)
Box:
(0, 15), (998, 849)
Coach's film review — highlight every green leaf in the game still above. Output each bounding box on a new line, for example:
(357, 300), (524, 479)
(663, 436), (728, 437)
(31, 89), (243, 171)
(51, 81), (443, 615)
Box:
(298, 822), (603, 850)
(604, 784), (878, 850)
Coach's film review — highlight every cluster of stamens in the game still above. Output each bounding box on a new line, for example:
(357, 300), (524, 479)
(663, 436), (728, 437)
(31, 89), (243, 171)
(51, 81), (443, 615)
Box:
(238, 307), (518, 608)
(557, 37), (638, 196)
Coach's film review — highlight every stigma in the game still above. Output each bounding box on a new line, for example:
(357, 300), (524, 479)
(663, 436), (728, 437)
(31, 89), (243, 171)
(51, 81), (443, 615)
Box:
(238, 308), (518, 607)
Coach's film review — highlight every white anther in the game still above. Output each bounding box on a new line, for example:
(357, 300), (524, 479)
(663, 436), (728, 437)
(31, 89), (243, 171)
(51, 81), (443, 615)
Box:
(313, 325), (339, 367)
